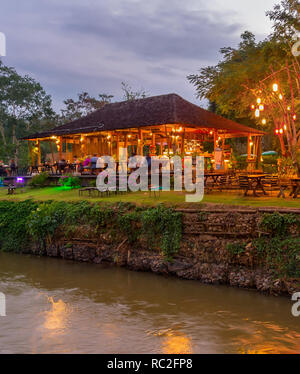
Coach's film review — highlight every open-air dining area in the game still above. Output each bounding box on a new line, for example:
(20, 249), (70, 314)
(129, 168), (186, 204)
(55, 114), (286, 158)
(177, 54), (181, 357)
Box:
(0, 93), (298, 202)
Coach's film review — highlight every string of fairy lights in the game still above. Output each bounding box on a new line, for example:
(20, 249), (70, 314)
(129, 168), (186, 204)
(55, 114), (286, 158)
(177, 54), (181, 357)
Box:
(250, 82), (297, 137)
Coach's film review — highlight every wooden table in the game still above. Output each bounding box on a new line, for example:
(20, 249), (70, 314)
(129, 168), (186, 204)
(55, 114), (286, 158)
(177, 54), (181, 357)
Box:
(290, 178), (300, 198)
(204, 173), (224, 188)
(244, 174), (267, 197)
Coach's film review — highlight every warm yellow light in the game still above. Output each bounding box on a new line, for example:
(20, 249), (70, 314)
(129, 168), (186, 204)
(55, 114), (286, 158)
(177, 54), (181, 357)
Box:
(150, 132), (153, 136)
(251, 104), (255, 110)
(293, 114), (297, 120)
(51, 136), (57, 140)
(250, 142), (253, 147)
(255, 109), (260, 118)
(128, 135), (131, 138)
(107, 135), (111, 140)
(259, 104), (264, 111)
(272, 83), (278, 92)
(80, 136), (84, 142)
(279, 128), (283, 134)
(284, 124), (287, 131)
(209, 131), (213, 135)
(256, 98), (261, 104)
(178, 127), (183, 132)
(262, 118), (266, 125)
(287, 106), (291, 111)
(279, 94), (283, 100)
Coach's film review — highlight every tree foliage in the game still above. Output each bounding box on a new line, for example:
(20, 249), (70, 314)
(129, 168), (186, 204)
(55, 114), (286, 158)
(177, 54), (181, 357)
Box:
(60, 92), (114, 123)
(0, 60), (55, 164)
(187, 0), (300, 173)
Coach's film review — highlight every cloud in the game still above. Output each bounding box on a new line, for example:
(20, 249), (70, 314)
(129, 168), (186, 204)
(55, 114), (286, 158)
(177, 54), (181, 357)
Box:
(0, 0), (271, 111)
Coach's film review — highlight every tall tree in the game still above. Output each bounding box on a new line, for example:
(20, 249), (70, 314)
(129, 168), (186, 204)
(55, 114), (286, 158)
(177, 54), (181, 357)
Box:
(187, 0), (300, 174)
(0, 60), (55, 164)
(121, 81), (148, 101)
(60, 92), (114, 123)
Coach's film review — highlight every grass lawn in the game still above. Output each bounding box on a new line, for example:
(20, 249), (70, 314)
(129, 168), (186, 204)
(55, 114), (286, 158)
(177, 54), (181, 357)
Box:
(0, 186), (299, 209)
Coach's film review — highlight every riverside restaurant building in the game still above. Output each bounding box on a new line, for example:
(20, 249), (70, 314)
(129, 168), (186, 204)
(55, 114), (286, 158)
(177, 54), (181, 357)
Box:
(23, 93), (265, 171)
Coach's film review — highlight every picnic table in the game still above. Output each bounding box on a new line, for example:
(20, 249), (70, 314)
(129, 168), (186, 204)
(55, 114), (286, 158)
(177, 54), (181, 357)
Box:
(243, 174), (267, 197)
(204, 173), (224, 186)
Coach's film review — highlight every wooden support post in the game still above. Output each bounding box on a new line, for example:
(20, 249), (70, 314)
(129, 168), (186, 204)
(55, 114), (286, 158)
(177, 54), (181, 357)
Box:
(50, 141), (55, 164)
(247, 135), (251, 160)
(59, 137), (62, 160)
(116, 134), (120, 160)
(37, 140), (41, 165)
(181, 129), (185, 156)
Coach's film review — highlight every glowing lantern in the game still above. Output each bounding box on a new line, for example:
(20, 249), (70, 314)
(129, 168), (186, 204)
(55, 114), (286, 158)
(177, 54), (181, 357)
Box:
(279, 128), (283, 134)
(293, 114), (297, 120)
(279, 94), (283, 100)
(275, 129), (279, 134)
(287, 106), (291, 111)
(259, 104), (264, 111)
(257, 98), (261, 104)
(255, 109), (260, 118)
(272, 83), (278, 92)
(251, 104), (255, 110)
(262, 118), (266, 125)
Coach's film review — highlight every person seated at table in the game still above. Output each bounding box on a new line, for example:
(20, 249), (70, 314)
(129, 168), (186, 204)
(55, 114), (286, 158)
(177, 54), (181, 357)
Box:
(83, 155), (91, 168)
(91, 154), (98, 174)
(9, 159), (17, 176)
(58, 158), (67, 174)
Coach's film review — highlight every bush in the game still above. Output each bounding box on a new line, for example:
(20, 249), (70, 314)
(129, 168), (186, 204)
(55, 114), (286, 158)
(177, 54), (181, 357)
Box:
(59, 175), (81, 189)
(29, 172), (49, 188)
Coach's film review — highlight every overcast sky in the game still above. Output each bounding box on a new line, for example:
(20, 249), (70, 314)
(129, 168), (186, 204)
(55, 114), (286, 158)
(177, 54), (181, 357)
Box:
(0, 0), (278, 111)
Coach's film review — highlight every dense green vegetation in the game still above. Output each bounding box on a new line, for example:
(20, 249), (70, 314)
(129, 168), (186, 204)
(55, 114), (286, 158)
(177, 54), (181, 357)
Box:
(226, 212), (300, 278)
(0, 200), (182, 260)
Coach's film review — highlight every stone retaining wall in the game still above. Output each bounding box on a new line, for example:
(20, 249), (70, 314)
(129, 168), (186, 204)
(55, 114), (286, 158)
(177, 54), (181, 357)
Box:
(24, 207), (300, 296)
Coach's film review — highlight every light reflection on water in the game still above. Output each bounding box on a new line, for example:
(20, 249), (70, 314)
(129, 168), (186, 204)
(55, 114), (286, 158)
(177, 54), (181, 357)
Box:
(0, 252), (299, 354)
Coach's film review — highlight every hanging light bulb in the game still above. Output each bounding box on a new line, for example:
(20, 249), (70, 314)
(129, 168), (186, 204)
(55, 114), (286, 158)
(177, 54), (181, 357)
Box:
(279, 94), (283, 100)
(279, 128), (283, 134)
(283, 124), (287, 131)
(251, 104), (255, 110)
(259, 104), (264, 111)
(255, 109), (260, 118)
(257, 98), (261, 104)
(262, 118), (266, 125)
(275, 129), (279, 134)
(293, 114), (297, 120)
(272, 83), (278, 92)
(287, 106), (291, 111)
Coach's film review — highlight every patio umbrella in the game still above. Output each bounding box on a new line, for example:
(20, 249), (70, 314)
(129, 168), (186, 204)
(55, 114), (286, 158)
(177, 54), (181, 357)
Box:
(262, 151), (278, 156)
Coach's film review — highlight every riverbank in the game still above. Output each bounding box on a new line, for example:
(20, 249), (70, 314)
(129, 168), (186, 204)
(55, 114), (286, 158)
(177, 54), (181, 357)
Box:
(0, 200), (299, 296)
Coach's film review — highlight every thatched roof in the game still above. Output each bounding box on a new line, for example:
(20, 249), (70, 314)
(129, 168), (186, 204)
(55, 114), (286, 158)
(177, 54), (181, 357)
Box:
(22, 93), (264, 140)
